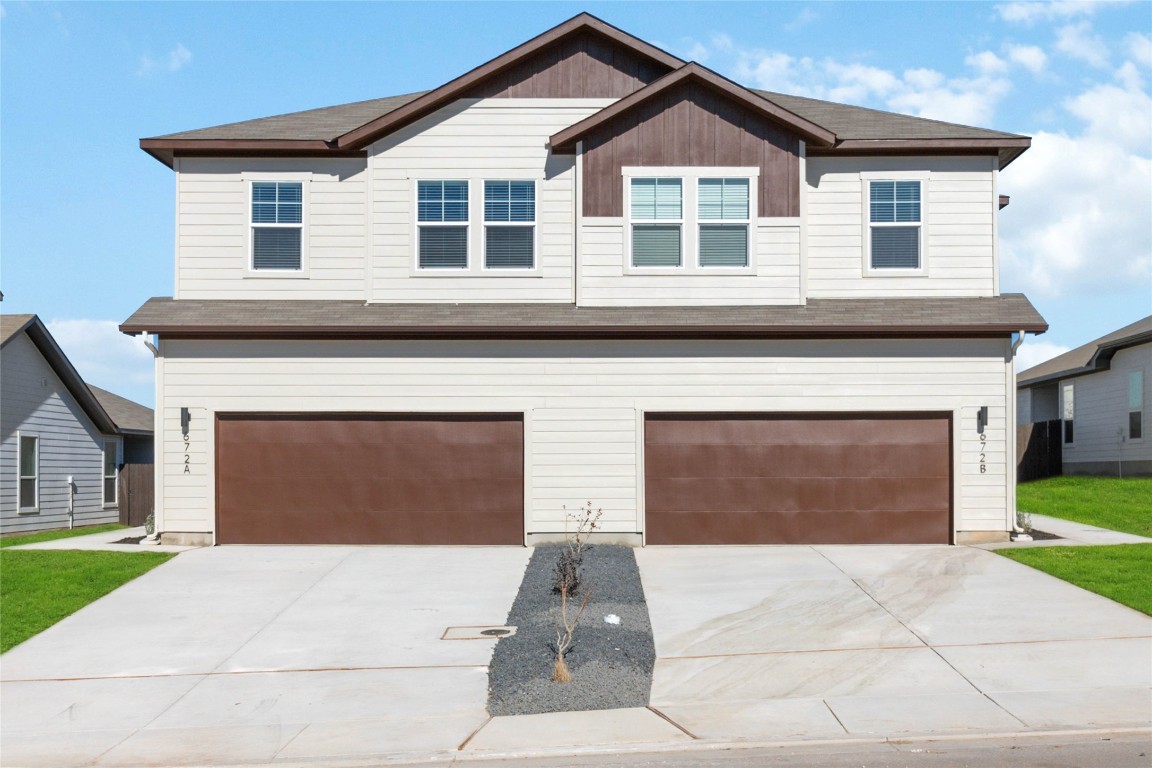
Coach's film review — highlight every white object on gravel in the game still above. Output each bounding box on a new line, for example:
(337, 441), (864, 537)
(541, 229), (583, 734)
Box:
(604, 614), (621, 624)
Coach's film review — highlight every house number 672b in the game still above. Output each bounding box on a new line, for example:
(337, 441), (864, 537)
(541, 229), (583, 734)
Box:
(978, 432), (987, 474)
(183, 432), (191, 474)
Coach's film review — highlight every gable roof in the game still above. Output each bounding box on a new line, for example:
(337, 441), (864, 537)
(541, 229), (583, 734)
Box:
(0, 314), (152, 436)
(1018, 315), (1152, 388)
(88, 385), (154, 435)
(549, 62), (836, 152)
(121, 295), (1047, 340)
(140, 14), (1030, 169)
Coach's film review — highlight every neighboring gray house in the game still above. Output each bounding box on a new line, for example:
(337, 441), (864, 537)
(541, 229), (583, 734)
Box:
(1, 314), (155, 534)
(1018, 316), (1152, 477)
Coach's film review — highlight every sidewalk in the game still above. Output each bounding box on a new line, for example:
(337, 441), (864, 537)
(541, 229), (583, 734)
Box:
(979, 513), (1152, 550)
(6, 526), (200, 554)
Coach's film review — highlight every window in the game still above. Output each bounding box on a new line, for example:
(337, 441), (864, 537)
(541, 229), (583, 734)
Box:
(630, 177), (683, 267)
(103, 440), (118, 506)
(484, 180), (535, 269)
(1063, 383), (1075, 444)
(698, 178), (749, 268)
(417, 180), (469, 269)
(1130, 371), (1144, 440)
(869, 180), (922, 270)
(251, 182), (303, 270)
(18, 435), (38, 510)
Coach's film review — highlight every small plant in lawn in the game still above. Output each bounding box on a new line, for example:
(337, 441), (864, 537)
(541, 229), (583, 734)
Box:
(144, 513), (156, 536)
(1016, 510), (1033, 534)
(549, 501), (602, 684)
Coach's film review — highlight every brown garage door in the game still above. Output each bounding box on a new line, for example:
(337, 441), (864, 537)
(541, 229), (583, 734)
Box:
(216, 414), (523, 545)
(645, 413), (952, 545)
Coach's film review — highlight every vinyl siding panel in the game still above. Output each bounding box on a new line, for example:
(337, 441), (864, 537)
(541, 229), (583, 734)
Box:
(1062, 344), (1152, 470)
(369, 99), (612, 303)
(0, 335), (117, 534)
(806, 156), (997, 298)
(175, 157), (369, 300)
(156, 337), (1012, 539)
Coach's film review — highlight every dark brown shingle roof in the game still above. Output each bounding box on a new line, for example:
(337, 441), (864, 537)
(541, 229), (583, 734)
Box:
(88, 385), (154, 435)
(122, 296), (1047, 340)
(1018, 316), (1152, 387)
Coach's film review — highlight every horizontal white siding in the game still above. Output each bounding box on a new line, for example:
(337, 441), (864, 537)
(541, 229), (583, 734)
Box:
(0, 335), (117, 534)
(175, 157), (369, 300)
(1063, 344), (1152, 466)
(369, 99), (612, 303)
(579, 219), (801, 306)
(806, 156), (997, 298)
(156, 337), (1012, 538)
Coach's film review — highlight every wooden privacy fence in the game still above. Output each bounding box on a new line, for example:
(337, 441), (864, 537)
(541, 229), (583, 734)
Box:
(118, 463), (155, 527)
(1017, 419), (1062, 483)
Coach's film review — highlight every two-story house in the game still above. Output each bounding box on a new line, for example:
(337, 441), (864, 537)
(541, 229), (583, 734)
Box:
(122, 14), (1047, 547)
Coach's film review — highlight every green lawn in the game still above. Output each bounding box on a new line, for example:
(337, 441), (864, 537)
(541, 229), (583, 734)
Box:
(1004, 476), (1152, 617)
(1017, 476), (1152, 537)
(0, 524), (128, 548)
(1, 527), (174, 653)
(1000, 544), (1152, 616)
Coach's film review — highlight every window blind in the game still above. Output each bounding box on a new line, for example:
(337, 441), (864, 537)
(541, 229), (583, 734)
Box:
(253, 228), (303, 270)
(699, 178), (749, 220)
(484, 180), (535, 222)
(870, 181), (920, 223)
(418, 180), (468, 222)
(419, 226), (468, 269)
(252, 182), (302, 224)
(699, 224), (749, 267)
(631, 178), (682, 220)
(632, 225), (682, 267)
(485, 227), (534, 269)
(870, 227), (920, 269)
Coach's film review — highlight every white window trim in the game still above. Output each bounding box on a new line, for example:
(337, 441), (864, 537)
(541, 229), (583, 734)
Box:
(103, 438), (120, 508)
(412, 179), (544, 277)
(861, 170), (929, 277)
(244, 175), (311, 278)
(17, 432), (39, 513)
(622, 167), (759, 276)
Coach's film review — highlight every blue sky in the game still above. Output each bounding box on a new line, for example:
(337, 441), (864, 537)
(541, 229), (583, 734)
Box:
(2, 1), (1150, 407)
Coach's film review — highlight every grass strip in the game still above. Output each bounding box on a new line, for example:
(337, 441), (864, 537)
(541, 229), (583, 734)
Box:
(1, 549), (174, 653)
(0, 524), (128, 549)
(999, 543), (1152, 616)
(1017, 477), (1152, 537)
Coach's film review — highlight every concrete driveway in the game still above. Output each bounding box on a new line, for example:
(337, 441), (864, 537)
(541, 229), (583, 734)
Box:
(636, 545), (1152, 742)
(3, 542), (1150, 766)
(1, 545), (531, 767)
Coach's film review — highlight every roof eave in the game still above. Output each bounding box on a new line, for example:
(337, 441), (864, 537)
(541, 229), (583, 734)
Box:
(808, 137), (1031, 164)
(20, 319), (119, 434)
(139, 138), (367, 169)
(334, 13), (684, 151)
(1018, 330), (1151, 387)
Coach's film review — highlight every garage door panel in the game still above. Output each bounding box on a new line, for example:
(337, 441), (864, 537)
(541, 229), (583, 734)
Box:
(216, 415), (523, 544)
(645, 413), (952, 544)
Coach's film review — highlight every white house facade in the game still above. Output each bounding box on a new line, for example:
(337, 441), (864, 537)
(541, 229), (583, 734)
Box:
(124, 14), (1047, 547)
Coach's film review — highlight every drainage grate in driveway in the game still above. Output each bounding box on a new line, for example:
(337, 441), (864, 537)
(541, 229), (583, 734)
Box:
(442, 626), (517, 640)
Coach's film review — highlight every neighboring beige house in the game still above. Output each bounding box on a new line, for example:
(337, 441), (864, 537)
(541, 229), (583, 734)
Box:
(122, 13), (1047, 547)
(1018, 316), (1152, 477)
(1, 314), (155, 534)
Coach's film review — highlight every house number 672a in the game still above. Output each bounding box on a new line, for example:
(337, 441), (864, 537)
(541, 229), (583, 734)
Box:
(183, 432), (191, 474)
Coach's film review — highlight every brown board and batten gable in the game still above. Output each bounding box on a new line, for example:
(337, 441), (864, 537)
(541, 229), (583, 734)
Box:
(551, 63), (836, 219)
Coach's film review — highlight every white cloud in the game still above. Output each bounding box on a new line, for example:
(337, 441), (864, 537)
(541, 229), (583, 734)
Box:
(1016, 340), (1072, 372)
(996, 1), (1123, 24)
(967, 50), (1010, 75)
(137, 43), (192, 77)
(1126, 31), (1152, 68)
(45, 319), (154, 407)
(1055, 21), (1110, 67)
(1064, 64), (1152, 151)
(1006, 43), (1049, 73)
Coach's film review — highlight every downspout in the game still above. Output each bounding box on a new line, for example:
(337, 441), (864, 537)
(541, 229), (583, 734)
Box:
(1009, 331), (1026, 537)
(67, 476), (74, 529)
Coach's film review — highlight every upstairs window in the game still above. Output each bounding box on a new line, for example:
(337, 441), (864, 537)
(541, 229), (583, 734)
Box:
(251, 182), (303, 270)
(630, 177), (683, 268)
(1063, 383), (1075, 444)
(417, 180), (469, 269)
(103, 440), (118, 507)
(19, 434), (38, 510)
(484, 180), (535, 269)
(1130, 370), (1144, 440)
(869, 180), (922, 270)
(698, 178), (750, 268)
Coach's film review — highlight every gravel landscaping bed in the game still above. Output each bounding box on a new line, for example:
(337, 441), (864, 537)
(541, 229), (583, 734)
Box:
(487, 544), (655, 716)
